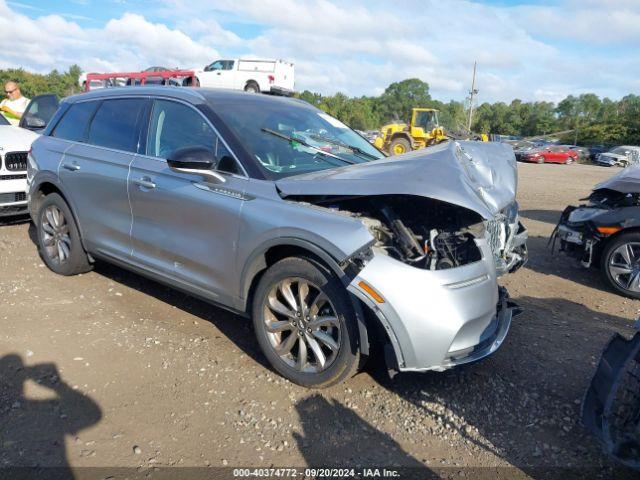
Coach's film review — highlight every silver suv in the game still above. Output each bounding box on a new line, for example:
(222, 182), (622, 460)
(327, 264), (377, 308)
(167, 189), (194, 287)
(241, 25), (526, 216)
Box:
(28, 87), (526, 387)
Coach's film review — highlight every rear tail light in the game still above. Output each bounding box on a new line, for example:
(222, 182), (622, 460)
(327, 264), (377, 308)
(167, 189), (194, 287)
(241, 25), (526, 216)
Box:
(268, 75), (275, 84)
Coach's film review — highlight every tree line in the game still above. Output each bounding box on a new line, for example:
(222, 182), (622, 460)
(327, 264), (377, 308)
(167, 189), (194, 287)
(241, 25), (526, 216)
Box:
(1, 66), (638, 145)
(298, 79), (640, 146)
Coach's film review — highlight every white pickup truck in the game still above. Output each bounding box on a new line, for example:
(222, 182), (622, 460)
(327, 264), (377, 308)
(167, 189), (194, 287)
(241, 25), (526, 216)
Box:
(193, 58), (294, 95)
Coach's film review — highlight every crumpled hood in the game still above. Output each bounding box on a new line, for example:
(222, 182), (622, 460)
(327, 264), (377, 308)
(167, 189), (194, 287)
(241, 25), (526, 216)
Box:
(594, 164), (640, 194)
(276, 141), (518, 220)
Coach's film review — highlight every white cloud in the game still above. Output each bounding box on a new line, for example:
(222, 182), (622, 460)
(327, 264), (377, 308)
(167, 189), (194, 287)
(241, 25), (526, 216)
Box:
(0, 1), (218, 73)
(0, 0), (638, 103)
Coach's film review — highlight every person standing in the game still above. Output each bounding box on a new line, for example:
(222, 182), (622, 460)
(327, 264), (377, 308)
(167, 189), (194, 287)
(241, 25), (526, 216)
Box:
(1, 81), (30, 126)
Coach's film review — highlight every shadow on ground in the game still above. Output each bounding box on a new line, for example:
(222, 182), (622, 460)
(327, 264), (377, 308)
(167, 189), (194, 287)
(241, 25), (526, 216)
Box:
(520, 209), (563, 226)
(0, 354), (101, 479)
(294, 395), (432, 478)
(0, 214), (30, 227)
(524, 235), (611, 293)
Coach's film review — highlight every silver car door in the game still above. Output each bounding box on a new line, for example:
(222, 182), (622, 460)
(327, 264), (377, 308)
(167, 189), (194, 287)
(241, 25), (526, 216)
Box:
(56, 97), (147, 259)
(129, 98), (248, 304)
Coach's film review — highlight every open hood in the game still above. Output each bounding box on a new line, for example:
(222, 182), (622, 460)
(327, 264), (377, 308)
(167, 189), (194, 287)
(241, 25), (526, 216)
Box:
(276, 141), (518, 220)
(594, 164), (640, 194)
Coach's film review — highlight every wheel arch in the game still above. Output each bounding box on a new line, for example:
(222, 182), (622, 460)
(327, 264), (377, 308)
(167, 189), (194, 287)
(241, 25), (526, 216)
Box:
(240, 239), (370, 356)
(390, 132), (413, 143)
(30, 176), (90, 254)
(244, 79), (261, 92)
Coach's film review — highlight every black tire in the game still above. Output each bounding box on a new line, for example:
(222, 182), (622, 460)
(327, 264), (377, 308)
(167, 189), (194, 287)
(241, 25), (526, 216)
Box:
(252, 256), (360, 388)
(601, 231), (640, 299)
(36, 193), (92, 276)
(537, 157), (545, 164)
(565, 156), (574, 164)
(388, 137), (411, 156)
(185, 76), (200, 87)
(244, 81), (260, 93)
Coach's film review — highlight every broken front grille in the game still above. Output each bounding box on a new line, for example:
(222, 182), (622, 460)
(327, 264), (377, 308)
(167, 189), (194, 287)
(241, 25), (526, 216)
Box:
(4, 152), (28, 171)
(485, 215), (507, 261)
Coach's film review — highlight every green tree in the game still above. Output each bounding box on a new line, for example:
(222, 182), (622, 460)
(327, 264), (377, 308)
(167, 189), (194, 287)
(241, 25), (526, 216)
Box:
(375, 78), (431, 124)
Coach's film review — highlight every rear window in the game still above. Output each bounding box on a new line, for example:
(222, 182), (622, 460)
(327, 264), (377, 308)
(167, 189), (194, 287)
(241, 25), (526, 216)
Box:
(52, 101), (99, 142)
(88, 98), (146, 152)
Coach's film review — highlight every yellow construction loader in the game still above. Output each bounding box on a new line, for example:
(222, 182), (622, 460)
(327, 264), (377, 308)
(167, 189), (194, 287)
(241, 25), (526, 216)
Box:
(374, 108), (447, 155)
(373, 107), (488, 155)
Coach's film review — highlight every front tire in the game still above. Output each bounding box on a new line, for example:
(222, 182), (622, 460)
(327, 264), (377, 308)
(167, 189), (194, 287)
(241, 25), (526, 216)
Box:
(36, 193), (92, 276)
(252, 257), (360, 388)
(601, 232), (640, 299)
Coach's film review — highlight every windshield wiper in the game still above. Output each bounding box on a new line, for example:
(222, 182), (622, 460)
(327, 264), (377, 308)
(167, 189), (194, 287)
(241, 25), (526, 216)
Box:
(307, 133), (380, 161)
(261, 128), (356, 165)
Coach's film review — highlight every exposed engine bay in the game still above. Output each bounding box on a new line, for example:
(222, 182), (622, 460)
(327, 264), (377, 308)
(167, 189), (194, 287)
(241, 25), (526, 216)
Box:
(287, 194), (526, 273)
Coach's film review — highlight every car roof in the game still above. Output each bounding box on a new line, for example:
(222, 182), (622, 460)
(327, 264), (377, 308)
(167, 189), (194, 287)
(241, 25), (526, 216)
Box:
(62, 87), (310, 109)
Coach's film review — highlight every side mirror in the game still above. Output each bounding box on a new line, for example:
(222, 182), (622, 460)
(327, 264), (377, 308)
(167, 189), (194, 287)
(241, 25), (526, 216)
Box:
(167, 146), (225, 183)
(24, 116), (46, 129)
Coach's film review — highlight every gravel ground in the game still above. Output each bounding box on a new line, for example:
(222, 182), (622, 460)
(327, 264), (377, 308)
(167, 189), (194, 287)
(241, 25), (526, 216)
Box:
(0, 162), (638, 478)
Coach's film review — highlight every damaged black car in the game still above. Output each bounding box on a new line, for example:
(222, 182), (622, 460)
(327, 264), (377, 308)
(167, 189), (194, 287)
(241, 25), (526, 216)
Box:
(551, 165), (640, 298)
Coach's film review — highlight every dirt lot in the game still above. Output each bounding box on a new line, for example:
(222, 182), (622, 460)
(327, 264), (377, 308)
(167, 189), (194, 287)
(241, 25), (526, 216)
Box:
(1, 162), (638, 478)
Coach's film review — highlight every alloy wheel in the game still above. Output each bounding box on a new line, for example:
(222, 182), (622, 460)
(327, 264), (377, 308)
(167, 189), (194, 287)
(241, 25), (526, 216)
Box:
(608, 242), (640, 292)
(41, 205), (72, 264)
(263, 277), (341, 373)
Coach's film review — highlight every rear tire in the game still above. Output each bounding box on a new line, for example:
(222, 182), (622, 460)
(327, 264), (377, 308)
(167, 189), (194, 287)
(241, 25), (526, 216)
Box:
(601, 232), (640, 299)
(388, 137), (411, 156)
(244, 81), (260, 93)
(537, 157), (545, 164)
(252, 256), (360, 388)
(36, 193), (92, 276)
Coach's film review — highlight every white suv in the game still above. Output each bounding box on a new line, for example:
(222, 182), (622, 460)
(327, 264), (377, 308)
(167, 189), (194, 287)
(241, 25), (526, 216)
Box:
(0, 94), (58, 217)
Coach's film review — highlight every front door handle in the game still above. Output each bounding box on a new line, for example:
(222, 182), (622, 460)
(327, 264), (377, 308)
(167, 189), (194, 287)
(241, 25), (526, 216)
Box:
(133, 177), (156, 189)
(62, 162), (80, 171)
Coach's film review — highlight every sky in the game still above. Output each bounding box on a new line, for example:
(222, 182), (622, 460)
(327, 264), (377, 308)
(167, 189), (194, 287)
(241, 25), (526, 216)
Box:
(1, 0), (639, 104)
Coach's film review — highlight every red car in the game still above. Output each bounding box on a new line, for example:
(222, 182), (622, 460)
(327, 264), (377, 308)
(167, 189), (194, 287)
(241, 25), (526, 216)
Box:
(521, 146), (578, 164)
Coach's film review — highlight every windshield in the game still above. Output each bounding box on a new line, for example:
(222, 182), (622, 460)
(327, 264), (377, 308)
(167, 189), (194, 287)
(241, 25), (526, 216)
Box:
(212, 98), (385, 179)
(414, 110), (438, 130)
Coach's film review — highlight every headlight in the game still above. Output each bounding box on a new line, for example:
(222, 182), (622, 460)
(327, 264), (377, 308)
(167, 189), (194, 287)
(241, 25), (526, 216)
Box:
(568, 207), (607, 223)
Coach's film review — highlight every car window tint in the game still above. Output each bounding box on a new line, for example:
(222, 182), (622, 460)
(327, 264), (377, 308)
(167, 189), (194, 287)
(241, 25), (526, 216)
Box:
(146, 100), (216, 158)
(214, 136), (242, 175)
(52, 101), (99, 142)
(88, 98), (145, 152)
(147, 100), (242, 174)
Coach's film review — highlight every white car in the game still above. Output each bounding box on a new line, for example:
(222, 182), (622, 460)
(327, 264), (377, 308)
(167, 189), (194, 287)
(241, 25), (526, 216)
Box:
(194, 58), (295, 95)
(0, 94), (58, 217)
(0, 116), (38, 216)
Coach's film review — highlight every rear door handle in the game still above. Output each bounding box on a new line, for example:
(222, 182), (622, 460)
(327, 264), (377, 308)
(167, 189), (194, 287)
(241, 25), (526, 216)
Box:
(133, 177), (156, 189)
(62, 162), (80, 171)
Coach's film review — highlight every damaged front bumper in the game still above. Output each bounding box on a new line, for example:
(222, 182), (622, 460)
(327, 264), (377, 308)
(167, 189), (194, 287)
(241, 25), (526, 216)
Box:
(550, 206), (601, 267)
(347, 240), (520, 372)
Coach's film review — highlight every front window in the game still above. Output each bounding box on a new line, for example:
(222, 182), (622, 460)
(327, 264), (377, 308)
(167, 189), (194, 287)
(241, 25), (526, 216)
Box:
(212, 98), (384, 179)
(206, 60), (234, 72)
